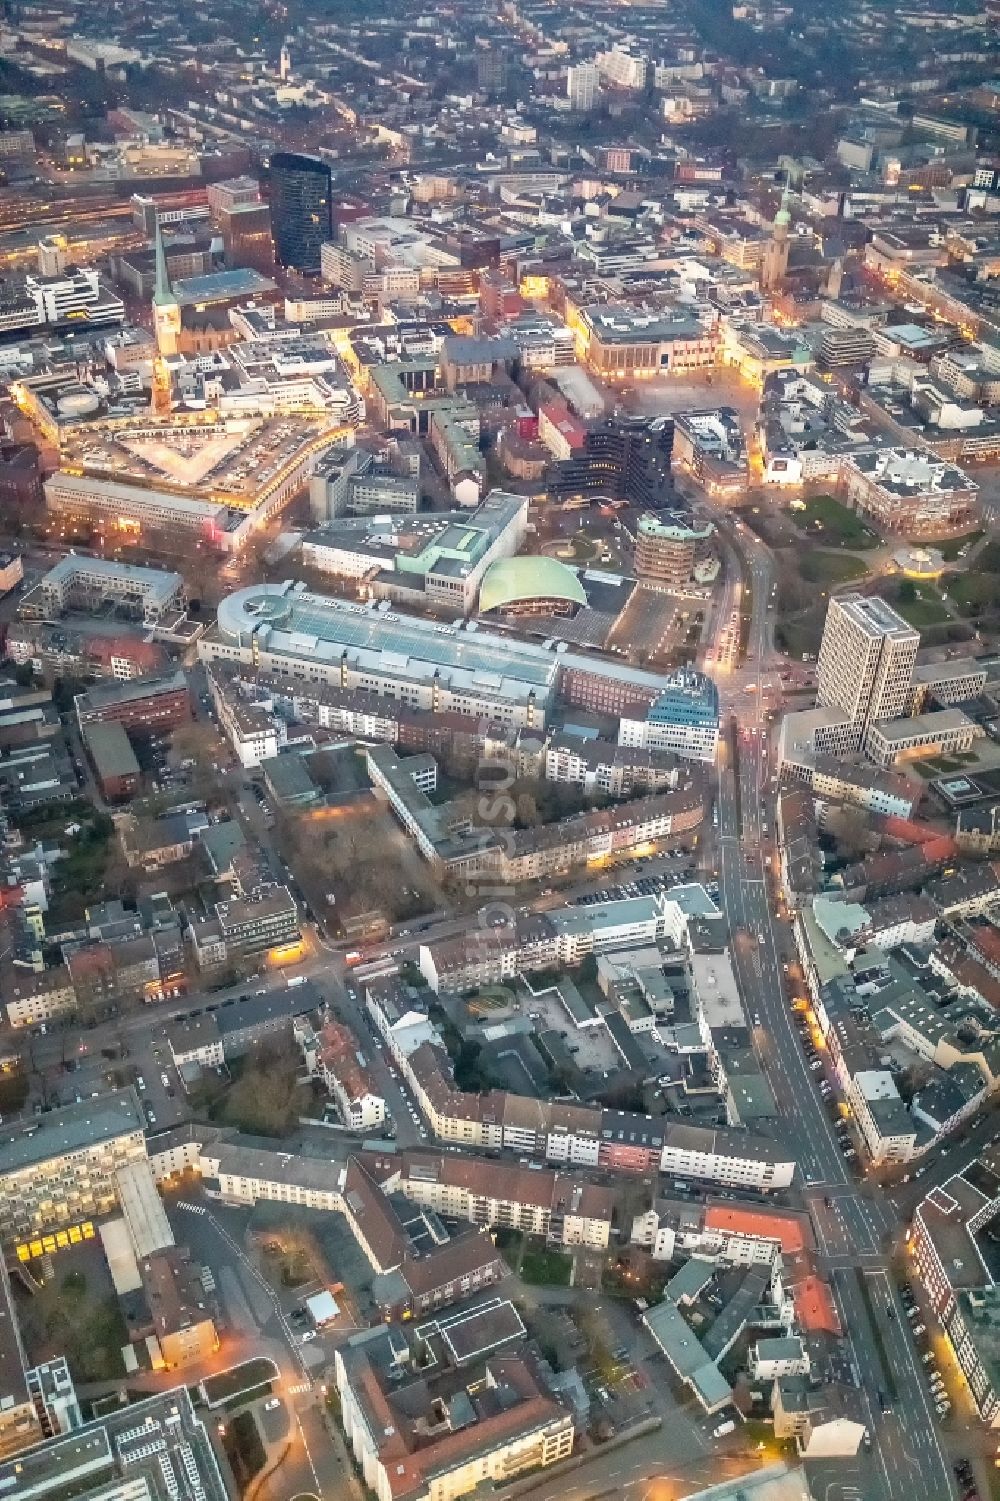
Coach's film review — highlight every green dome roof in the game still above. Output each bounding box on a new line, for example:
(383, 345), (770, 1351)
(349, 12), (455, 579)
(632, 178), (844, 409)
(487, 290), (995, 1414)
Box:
(479, 555), (588, 614)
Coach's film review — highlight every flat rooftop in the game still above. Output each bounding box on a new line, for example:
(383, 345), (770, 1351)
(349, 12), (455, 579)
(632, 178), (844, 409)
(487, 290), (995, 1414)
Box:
(0, 1088), (143, 1177)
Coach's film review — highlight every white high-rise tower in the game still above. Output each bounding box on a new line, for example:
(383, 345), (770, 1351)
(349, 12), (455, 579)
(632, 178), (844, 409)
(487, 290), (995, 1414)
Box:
(816, 593), (919, 748)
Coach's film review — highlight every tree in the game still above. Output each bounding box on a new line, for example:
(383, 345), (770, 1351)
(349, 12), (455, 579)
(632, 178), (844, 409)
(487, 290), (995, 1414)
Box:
(824, 803), (874, 860)
(897, 578), (917, 604)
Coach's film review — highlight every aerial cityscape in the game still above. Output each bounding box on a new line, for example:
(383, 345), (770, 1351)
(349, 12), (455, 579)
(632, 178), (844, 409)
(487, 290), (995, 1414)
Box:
(1, 3), (1000, 1501)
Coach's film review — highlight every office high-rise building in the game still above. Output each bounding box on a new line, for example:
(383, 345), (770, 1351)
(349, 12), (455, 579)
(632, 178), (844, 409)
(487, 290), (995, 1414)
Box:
(219, 201), (274, 274)
(269, 152), (332, 273)
(567, 62), (599, 111)
(816, 594), (919, 741)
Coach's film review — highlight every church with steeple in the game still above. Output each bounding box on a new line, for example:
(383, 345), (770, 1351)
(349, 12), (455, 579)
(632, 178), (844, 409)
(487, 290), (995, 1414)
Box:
(760, 186), (792, 292)
(151, 220), (181, 358)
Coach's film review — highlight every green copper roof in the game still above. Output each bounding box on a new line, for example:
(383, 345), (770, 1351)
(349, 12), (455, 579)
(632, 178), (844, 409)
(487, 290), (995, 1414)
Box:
(152, 220), (175, 308)
(479, 555), (588, 614)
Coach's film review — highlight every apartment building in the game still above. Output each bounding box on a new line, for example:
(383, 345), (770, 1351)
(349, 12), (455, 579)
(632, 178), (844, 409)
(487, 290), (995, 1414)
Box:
(4, 966), (77, 1030)
(299, 1018), (387, 1131)
(369, 1149), (615, 1249)
(335, 1302), (574, 1501)
(847, 1069), (916, 1165)
(0, 1091), (146, 1249)
(378, 1000), (795, 1192)
(214, 885), (299, 959)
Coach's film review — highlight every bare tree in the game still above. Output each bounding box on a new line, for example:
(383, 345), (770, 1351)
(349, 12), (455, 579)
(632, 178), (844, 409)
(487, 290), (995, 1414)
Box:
(824, 803), (875, 860)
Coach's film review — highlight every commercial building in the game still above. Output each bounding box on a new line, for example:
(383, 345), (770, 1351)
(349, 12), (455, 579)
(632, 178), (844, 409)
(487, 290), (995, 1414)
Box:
(672, 408), (747, 496)
(633, 512), (715, 584)
(910, 658), (988, 712)
(218, 201), (274, 275)
(547, 415), (673, 508)
(0, 266), (124, 337)
(0, 1387), (230, 1501)
(269, 152), (332, 272)
(26, 556), (184, 625)
(0, 1090), (146, 1250)
(816, 594), (920, 753)
(43, 471), (255, 549)
(0, 1258), (44, 1459)
(75, 669), (191, 734)
(214, 885), (299, 960)
(82, 720), (141, 802)
(840, 447), (978, 535)
(619, 668), (721, 763)
(204, 577), (688, 731)
(203, 581), (555, 730)
(864, 708), (981, 768)
(576, 305), (716, 380)
(309, 446), (419, 523)
(301, 491), (528, 616)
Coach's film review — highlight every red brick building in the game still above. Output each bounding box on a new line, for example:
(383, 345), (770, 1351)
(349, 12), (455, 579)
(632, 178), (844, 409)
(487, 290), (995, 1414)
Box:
(74, 669), (192, 734)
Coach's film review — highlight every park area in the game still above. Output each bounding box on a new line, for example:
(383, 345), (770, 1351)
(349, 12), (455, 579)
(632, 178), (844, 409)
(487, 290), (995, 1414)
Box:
(791, 495), (880, 549)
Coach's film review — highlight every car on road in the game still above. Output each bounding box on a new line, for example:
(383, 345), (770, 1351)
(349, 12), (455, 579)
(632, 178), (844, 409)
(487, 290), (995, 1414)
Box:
(300, 1331), (317, 1343)
(264, 1398), (281, 1412)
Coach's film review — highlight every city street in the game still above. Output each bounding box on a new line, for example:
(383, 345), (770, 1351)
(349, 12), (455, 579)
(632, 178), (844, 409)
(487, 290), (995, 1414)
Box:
(710, 517), (957, 1501)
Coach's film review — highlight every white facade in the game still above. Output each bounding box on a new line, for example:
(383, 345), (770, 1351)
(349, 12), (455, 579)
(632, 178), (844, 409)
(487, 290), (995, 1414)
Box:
(816, 594), (919, 738)
(567, 63), (599, 110)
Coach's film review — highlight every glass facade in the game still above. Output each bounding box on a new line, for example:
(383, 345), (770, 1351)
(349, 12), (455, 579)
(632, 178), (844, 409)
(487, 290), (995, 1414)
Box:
(269, 152), (332, 272)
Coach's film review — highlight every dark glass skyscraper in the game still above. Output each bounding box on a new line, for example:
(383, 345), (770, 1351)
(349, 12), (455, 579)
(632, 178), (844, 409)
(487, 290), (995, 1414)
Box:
(269, 152), (333, 273)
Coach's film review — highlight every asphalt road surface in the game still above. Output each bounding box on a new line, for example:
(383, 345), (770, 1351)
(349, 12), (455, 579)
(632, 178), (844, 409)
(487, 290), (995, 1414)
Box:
(710, 519), (957, 1501)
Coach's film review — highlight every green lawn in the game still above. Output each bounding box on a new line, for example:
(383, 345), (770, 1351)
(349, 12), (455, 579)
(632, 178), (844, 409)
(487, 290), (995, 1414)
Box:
(794, 496), (880, 549)
(892, 585), (949, 626)
(797, 550), (870, 586)
(937, 530), (984, 561)
(519, 1248), (574, 1287)
(775, 609), (825, 661)
(946, 571), (1000, 613)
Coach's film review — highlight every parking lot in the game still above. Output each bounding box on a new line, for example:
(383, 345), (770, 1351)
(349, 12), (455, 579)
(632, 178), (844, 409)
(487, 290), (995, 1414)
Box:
(608, 584), (708, 668)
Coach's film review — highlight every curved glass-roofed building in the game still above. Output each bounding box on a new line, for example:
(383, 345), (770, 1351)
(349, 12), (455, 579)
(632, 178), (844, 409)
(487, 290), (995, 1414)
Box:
(618, 666), (720, 763)
(478, 556), (588, 617)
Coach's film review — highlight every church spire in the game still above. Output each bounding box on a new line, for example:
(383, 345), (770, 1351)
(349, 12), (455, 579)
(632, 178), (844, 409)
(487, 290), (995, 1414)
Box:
(153, 219), (174, 307)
